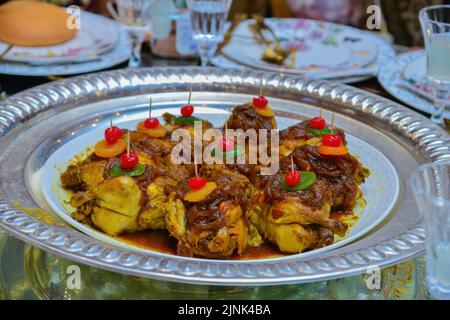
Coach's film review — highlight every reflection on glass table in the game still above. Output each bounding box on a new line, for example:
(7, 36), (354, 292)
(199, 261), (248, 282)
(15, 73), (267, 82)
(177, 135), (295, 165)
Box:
(0, 228), (429, 300)
(411, 161), (450, 300)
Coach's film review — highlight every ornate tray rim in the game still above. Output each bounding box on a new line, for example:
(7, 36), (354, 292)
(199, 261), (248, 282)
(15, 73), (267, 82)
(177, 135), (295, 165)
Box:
(0, 67), (449, 286)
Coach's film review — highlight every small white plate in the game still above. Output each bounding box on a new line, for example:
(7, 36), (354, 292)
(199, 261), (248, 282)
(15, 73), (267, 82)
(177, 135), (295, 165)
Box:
(40, 108), (400, 259)
(0, 22), (131, 77)
(221, 18), (380, 78)
(0, 11), (118, 65)
(378, 50), (450, 118)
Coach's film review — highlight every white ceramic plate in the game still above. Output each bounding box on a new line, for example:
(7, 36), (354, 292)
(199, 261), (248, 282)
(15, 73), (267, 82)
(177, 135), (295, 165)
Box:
(212, 53), (376, 84)
(40, 107), (400, 259)
(378, 50), (450, 118)
(0, 23), (131, 77)
(0, 11), (118, 65)
(221, 18), (379, 78)
(403, 54), (427, 83)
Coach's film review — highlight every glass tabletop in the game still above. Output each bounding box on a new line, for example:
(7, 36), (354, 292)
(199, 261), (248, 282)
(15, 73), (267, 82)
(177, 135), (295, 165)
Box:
(0, 229), (429, 300)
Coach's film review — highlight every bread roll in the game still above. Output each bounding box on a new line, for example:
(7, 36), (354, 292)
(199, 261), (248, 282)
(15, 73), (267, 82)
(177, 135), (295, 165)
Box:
(0, 1), (78, 46)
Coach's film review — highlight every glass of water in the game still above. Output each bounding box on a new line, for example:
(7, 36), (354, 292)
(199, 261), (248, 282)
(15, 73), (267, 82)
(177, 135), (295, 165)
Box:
(419, 5), (450, 127)
(187, 0), (233, 66)
(116, 0), (153, 68)
(411, 161), (450, 300)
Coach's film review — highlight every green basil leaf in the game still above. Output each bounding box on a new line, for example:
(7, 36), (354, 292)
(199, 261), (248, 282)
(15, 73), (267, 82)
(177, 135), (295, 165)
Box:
(174, 116), (203, 126)
(213, 145), (245, 159)
(281, 171), (317, 192)
(110, 163), (146, 177)
(308, 128), (331, 136)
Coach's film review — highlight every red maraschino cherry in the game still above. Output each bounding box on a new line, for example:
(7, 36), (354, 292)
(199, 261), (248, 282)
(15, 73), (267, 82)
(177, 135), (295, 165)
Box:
(188, 176), (207, 190)
(105, 126), (122, 144)
(144, 117), (160, 129)
(120, 150), (139, 169)
(309, 116), (326, 130)
(322, 134), (342, 147)
(285, 171), (301, 187)
(253, 96), (268, 109)
(181, 105), (194, 117)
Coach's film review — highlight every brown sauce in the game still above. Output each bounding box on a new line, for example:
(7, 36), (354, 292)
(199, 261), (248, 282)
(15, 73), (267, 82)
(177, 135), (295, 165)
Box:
(119, 230), (285, 260)
(120, 230), (177, 255)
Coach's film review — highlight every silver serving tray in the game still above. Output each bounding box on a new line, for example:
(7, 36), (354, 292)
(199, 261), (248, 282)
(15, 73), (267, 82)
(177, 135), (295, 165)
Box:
(0, 67), (449, 286)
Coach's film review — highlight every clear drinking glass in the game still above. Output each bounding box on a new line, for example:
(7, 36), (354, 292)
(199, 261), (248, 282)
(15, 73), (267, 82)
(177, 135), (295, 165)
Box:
(186, 0), (233, 66)
(419, 5), (450, 127)
(410, 161), (450, 300)
(116, 0), (153, 68)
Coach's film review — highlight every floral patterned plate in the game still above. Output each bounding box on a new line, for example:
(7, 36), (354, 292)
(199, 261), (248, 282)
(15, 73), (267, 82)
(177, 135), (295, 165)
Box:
(221, 18), (379, 78)
(378, 50), (450, 118)
(0, 24), (130, 77)
(0, 11), (118, 65)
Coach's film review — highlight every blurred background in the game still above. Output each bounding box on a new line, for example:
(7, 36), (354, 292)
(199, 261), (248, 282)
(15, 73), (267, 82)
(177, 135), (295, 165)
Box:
(1, 0), (447, 46)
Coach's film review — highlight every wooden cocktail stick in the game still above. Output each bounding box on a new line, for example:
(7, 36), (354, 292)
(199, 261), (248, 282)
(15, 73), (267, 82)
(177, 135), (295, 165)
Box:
(126, 131), (130, 156)
(291, 155), (294, 174)
(319, 108), (323, 118)
(194, 162), (199, 178)
(149, 97), (153, 119)
(225, 122), (228, 141)
(110, 117), (113, 131)
(188, 86), (192, 105)
(259, 79), (263, 96)
(331, 113), (335, 134)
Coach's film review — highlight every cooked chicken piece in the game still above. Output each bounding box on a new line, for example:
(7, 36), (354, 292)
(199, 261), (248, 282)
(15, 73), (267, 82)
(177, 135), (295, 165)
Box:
(131, 131), (174, 159)
(93, 176), (143, 217)
(244, 173), (346, 253)
(246, 223), (263, 247)
(279, 121), (314, 157)
(265, 175), (347, 236)
(291, 145), (370, 209)
(69, 191), (96, 223)
(162, 155), (195, 185)
(61, 160), (107, 191)
(64, 144), (191, 236)
(265, 222), (334, 254)
(165, 193), (187, 239)
(135, 151), (157, 167)
(199, 165), (253, 203)
(91, 206), (139, 236)
(279, 121), (347, 157)
(269, 197), (346, 236)
(166, 165), (252, 258)
(226, 104), (276, 131)
(245, 190), (268, 247)
(90, 169), (187, 236)
(88, 176), (143, 236)
(138, 177), (177, 230)
(187, 204), (248, 259)
(164, 192), (191, 256)
(70, 190), (95, 208)
(246, 175), (342, 253)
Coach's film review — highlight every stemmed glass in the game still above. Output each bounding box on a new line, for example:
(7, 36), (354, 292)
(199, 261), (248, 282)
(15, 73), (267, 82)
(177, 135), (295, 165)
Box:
(186, 0), (233, 66)
(411, 161), (450, 300)
(115, 0), (153, 68)
(419, 5), (450, 127)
